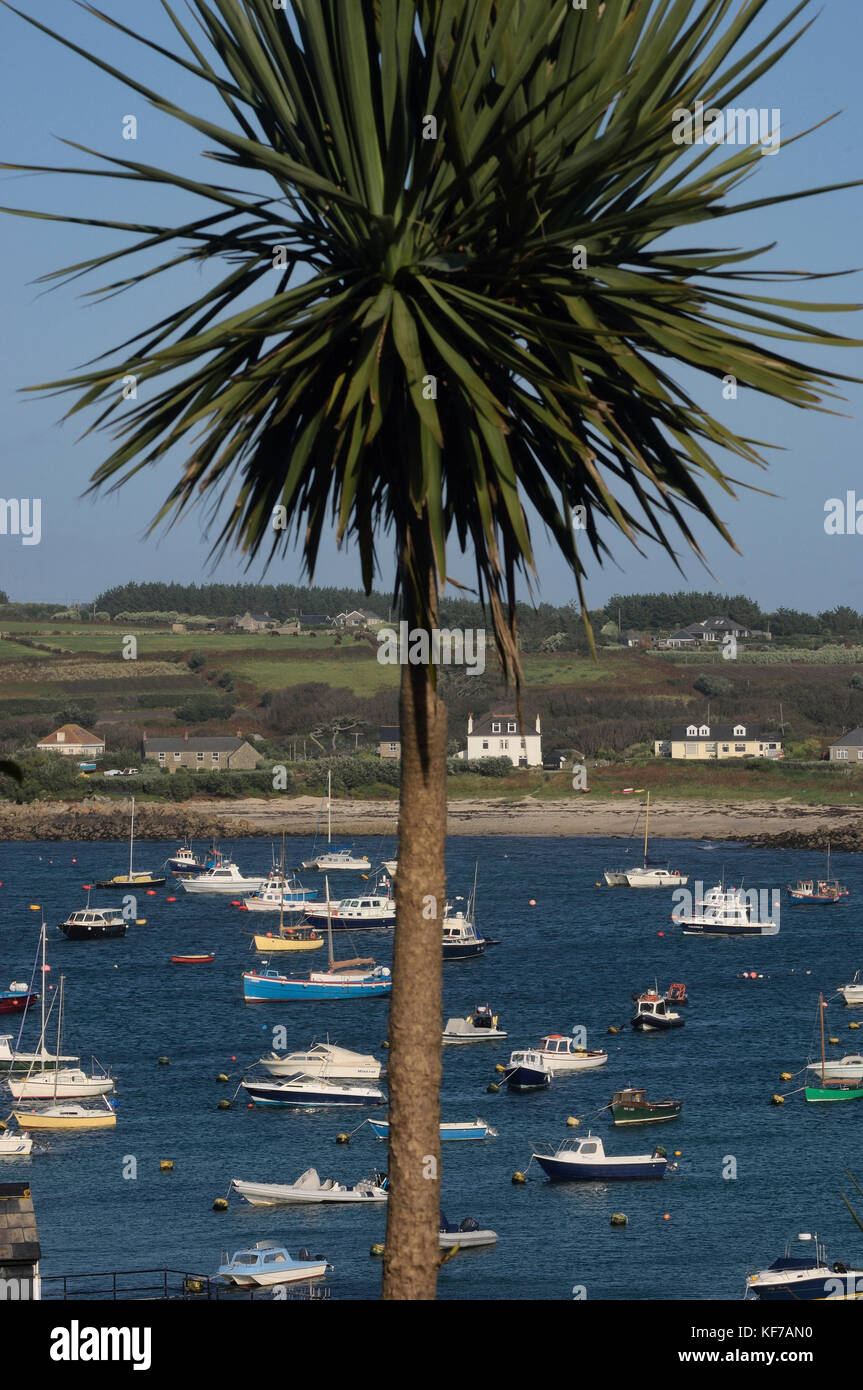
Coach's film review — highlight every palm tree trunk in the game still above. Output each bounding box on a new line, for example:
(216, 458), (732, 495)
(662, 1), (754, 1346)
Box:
(382, 617), (447, 1300)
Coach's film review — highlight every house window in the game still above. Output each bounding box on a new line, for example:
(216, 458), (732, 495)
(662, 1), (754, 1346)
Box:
(685, 742), (698, 755)
(500, 740), (508, 749)
(491, 722), (501, 733)
(836, 748), (848, 759)
(735, 743), (746, 752)
(520, 739), (525, 749)
(482, 740), (489, 750)
(173, 752), (181, 761)
(733, 725), (745, 736)
(507, 722), (516, 733)
(158, 752), (166, 762)
(389, 743), (397, 752)
(722, 745), (730, 753)
(196, 752), (204, 762)
(686, 725), (697, 736)
(212, 752), (219, 761)
(858, 749), (863, 760)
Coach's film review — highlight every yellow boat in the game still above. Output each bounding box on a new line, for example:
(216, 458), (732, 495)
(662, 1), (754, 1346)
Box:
(12, 1104), (116, 1131)
(252, 928), (324, 952)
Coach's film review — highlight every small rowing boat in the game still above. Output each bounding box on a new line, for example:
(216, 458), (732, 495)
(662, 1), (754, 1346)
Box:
(171, 954), (215, 964)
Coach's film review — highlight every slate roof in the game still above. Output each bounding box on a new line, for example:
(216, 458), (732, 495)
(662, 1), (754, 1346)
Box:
(143, 736), (246, 753)
(830, 728), (863, 747)
(379, 726), (401, 741)
(669, 722), (764, 740)
(0, 1183), (41, 1264)
(469, 711), (538, 736)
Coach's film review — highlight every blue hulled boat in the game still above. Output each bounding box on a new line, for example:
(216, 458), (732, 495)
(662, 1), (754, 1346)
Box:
(531, 1132), (668, 1181)
(503, 1049), (552, 1091)
(745, 1233), (863, 1300)
(366, 1117), (497, 1142)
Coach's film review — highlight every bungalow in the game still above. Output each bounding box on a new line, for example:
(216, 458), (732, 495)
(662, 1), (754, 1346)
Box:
(465, 711), (542, 767)
(379, 725), (401, 760)
(36, 724), (105, 757)
(142, 732), (262, 772)
(654, 721), (782, 761)
(299, 614), (331, 629)
(685, 616), (752, 642)
(664, 629), (698, 648)
(828, 729), (863, 764)
(336, 609), (386, 630)
(235, 611), (279, 633)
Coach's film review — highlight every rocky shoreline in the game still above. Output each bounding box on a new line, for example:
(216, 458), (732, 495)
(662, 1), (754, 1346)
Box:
(2, 794), (863, 850)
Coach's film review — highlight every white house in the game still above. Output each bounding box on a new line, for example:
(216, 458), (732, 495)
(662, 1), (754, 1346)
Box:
(36, 724), (105, 757)
(465, 711), (542, 767)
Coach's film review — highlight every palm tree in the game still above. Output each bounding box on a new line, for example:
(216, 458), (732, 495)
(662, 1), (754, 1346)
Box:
(1, 0), (859, 1298)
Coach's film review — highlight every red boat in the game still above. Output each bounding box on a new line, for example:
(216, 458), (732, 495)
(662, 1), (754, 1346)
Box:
(0, 984), (38, 1014)
(171, 954), (215, 964)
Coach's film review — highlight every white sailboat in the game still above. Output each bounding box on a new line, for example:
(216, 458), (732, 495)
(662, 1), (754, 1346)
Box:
(0, 927), (77, 1074)
(95, 796), (166, 888)
(624, 794), (689, 887)
(6, 975), (115, 1101)
(301, 772), (371, 871)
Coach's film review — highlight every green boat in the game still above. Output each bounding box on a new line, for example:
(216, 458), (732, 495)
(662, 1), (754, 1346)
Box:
(805, 992), (863, 1104)
(611, 1087), (682, 1125)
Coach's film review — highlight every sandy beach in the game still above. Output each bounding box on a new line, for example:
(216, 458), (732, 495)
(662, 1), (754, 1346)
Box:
(2, 794), (863, 848)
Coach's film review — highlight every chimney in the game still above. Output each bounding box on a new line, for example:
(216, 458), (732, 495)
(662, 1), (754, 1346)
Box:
(236, 729), (242, 738)
(467, 713), (473, 735)
(535, 714), (541, 733)
(183, 728), (189, 740)
(57, 730), (65, 743)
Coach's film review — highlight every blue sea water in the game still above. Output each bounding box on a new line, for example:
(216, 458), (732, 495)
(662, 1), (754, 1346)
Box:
(0, 832), (861, 1301)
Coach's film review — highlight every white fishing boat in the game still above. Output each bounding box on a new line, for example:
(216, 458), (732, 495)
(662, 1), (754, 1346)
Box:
(258, 1040), (382, 1079)
(0, 1129), (33, 1156)
(303, 890), (396, 929)
(300, 772), (371, 871)
(624, 793), (688, 886)
(217, 1241), (330, 1287)
(181, 860), (268, 894)
(535, 1034), (608, 1073)
(839, 970), (863, 1006)
(674, 882), (778, 937)
(242, 875), (316, 913)
(805, 1053), (863, 1082)
(231, 1168), (389, 1205)
(442, 1004), (507, 1045)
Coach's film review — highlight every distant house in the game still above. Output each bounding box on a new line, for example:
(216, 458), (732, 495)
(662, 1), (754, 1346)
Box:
(36, 724), (105, 757)
(235, 611), (279, 633)
(623, 629), (648, 648)
(379, 725), (401, 760)
(299, 614), (331, 629)
(685, 616), (752, 643)
(142, 732), (262, 772)
(0, 1181), (41, 1299)
(665, 629), (697, 648)
(654, 721), (782, 761)
(465, 711), (542, 767)
(335, 609), (385, 629)
(828, 729), (863, 763)
(277, 620), (301, 635)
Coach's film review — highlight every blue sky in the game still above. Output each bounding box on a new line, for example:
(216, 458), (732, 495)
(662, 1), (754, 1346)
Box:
(0, 0), (861, 614)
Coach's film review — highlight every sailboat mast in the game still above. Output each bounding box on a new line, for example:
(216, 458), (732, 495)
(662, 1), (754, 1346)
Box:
(325, 875), (334, 971)
(819, 992), (826, 1087)
(129, 796), (135, 878)
(643, 792), (650, 868)
(327, 771), (332, 848)
(53, 976), (65, 1102)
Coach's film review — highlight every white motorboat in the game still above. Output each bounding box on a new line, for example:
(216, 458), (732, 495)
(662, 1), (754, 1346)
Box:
(7, 1066), (114, 1100)
(839, 970), (863, 1006)
(806, 1053), (863, 1082)
(241, 1073), (385, 1107)
(231, 1168), (389, 1205)
(674, 882), (778, 937)
(58, 906), (127, 941)
(442, 1004), (507, 1045)
(531, 1132), (668, 1181)
(631, 991), (685, 1031)
(603, 869), (630, 886)
(258, 1041), (382, 1079)
(181, 861), (268, 894)
(745, 1233), (863, 1301)
(623, 793), (688, 886)
(0, 1129), (33, 1156)
(217, 1242), (330, 1287)
(242, 875), (316, 913)
(535, 1034), (608, 1073)
(303, 892), (396, 929)
(439, 1217), (497, 1249)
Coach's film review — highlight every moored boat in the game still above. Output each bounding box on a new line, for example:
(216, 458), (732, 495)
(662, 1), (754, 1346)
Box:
(11, 1100), (116, 1131)
(631, 992), (685, 1031)
(58, 906), (127, 941)
(787, 843), (848, 904)
(745, 1233), (863, 1300)
(181, 861), (267, 894)
(300, 772), (370, 871)
(94, 797), (166, 889)
(0, 983), (38, 1015)
(442, 1004), (507, 1045)
(804, 993), (863, 1102)
(259, 1041), (381, 1079)
(303, 890), (396, 930)
(171, 953), (215, 964)
(531, 1131), (668, 1181)
(8, 1065), (114, 1100)
(674, 882), (778, 937)
(0, 1128), (33, 1156)
(839, 970), (863, 1006)
(167, 841), (205, 873)
(502, 1049), (552, 1091)
(439, 1216), (497, 1249)
(231, 1169), (388, 1205)
(366, 1117), (497, 1142)
(623, 794), (688, 886)
(241, 1073), (385, 1107)
(251, 927), (323, 952)
(610, 1087), (682, 1125)
(535, 1034), (608, 1073)
(217, 1241), (330, 1287)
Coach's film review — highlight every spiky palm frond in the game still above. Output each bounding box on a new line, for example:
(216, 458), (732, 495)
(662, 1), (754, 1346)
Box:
(1, 0), (859, 671)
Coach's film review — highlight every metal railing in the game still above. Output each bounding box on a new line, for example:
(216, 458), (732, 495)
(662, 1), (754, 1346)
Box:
(39, 1268), (332, 1301)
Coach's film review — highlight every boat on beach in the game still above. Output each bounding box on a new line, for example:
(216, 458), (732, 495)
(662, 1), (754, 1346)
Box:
(217, 1242), (330, 1287)
(231, 1169), (388, 1205)
(531, 1132), (668, 1181)
(442, 1004), (507, 1045)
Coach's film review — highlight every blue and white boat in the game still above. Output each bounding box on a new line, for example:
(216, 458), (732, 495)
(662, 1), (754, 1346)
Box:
(503, 1049), (552, 1091)
(442, 864), (498, 960)
(531, 1132), (668, 1181)
(303, 888), (396, 930)
(242, 878), (392, 1000)
(745, 1233), (863, 1300)
(217, 1241), (330, 1287)
(367, 1117), (498, 1142)
(241, 1073), (385, 1107)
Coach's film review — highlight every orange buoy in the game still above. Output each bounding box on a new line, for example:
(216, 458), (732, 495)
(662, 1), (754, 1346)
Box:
(146, 890), (156, 896)
(529, 899), (536, 906)
(657, 931), (664, 937)
(664, 1214), (670, 1221)
(166, 896), (176, 902)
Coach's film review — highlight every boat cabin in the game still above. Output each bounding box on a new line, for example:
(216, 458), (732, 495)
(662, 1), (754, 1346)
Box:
(471, 1005), (496, 1029)
(537, 1034), (581, 1057)
(635, 996), (671, 1019)
(509, 1049), (545, 1068)
(64, 909), (124, 927)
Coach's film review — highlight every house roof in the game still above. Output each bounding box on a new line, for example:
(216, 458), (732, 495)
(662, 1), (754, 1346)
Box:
(668, 629), (696, 641)
(143, 736), (248, 753)
(0, 1182), (41, 1263)
(685, 616), (748, 634)
(379, 726), (401, 740)
(37, 723), (103, 746)
(830, 728), (863, 747)
(359, 609), (383, 620)
(669, 721), (765, 740)
(299, 614), (330, 624)
(469, 711), (538, 736)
